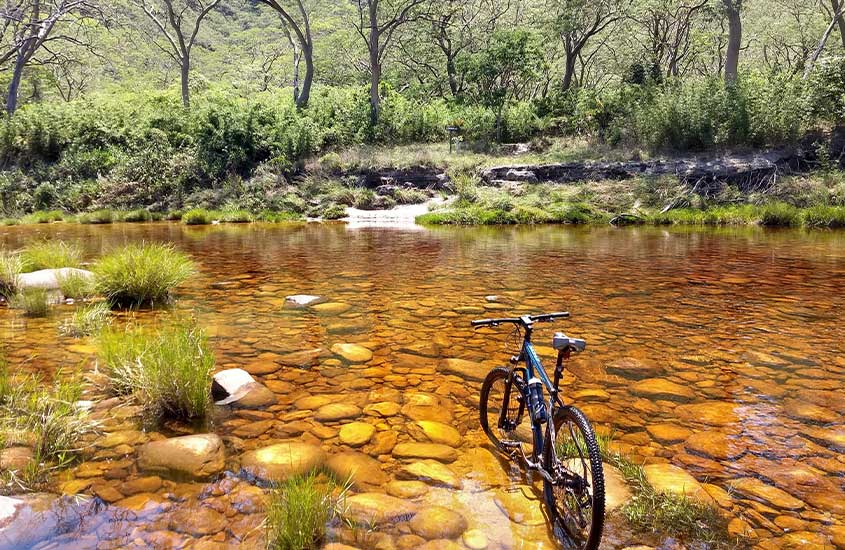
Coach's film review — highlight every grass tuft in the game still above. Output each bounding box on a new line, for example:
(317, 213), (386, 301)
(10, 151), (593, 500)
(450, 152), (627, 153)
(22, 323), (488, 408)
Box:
(20, 240), (83, 271)
(57, 270), (96, 300)
(21, 210), (65, 224)
(93, 243), (195, 307)
(266, 472), (349, 550)
(0, 252), (22, 300)
(121, 209), (153, 223)
(757, 202), (800, 227)
(97, 319), (213, 419)
(182, 208), (216, 225)
(78, 209), (115, 225)
(221, 209), (253, 223)
(11, 288), (50, 317)
(59, 302), (111, 337)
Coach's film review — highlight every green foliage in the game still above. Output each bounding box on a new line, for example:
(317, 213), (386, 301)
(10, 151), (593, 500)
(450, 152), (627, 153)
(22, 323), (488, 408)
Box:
(59, 302), (111, 337)
(20, 240), (83, 271)
(22, 210), (65, 224)
(97, 320), (213, 419)
(758, 202), (800, 226)
(802, 205), (845, 228)
(94, 243), (196, 307)
(182, 208), (215, 225)
(0, 252), (22, 299)
(11, 288), (50, 317)
(805, 56), (845, 123)
(121, 209), (153, 223)
(392, 188), (429, 205)
(58, 271), (96, 300)
(266, 472), (348, 550)
(78, 209), (115, 224)
(220, 209), (253, 223)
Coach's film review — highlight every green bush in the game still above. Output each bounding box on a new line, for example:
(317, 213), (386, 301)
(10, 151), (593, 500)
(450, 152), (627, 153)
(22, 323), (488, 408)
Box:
(182, 208), (215, 225)
(94, 243), (196, 307)
(802, 205), (845, 228)
(0, 252), (22, 299)
(11, 288), (50, 317)
(22, 210), (64, 224)
(220, 209), (252, 223)
(78, 209), (115, 224)
(97, 320), (213, 419)
(758, 202), (800, 226)
(20, 240), (83, 271)
(122, 209), (153, 223)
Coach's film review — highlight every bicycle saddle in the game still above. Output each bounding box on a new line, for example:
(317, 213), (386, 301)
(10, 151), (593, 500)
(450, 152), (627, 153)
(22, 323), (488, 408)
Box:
(553, 332), (586, 353)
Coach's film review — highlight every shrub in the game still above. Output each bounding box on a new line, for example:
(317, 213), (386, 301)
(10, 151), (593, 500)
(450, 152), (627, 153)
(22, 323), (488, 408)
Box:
(59, 302), (111, 337)
(266, 472), (349, 550)
(58, 270), (96, 300)
(319, 203), (347, 220)
(0, 252), (22, 299)
(22, 210), (64, 224)
(0, 218), (19, 225)
(20, 240), (83, 271)
(11, 288), (50, 317)
(122, 209), (153, 223)
(182, 208), (215, 225)
(78, 209), (115, 224)
(257, 211), (303, 222)
(94, 243), (196, 307)
(392, 188), (428, 205)
(97, 320), (213, 419)
(802, 205), (845, 228)
(758, 202), (800, 226)
(220, 209), (252, 223)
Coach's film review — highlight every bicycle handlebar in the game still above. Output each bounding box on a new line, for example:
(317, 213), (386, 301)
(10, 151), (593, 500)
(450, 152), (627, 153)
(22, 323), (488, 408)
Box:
(471, 311), (570, 328)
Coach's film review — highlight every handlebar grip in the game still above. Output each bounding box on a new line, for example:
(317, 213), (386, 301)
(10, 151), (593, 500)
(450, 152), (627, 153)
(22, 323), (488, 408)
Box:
(471, 319), (494, 327)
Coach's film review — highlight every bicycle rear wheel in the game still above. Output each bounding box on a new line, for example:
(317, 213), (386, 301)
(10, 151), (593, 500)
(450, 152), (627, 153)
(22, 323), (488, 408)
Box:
(479, 367), (533, 457)
(543, 405), (605, 550)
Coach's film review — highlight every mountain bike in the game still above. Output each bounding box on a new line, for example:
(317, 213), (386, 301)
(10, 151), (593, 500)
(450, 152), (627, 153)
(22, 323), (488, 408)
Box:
(473, 312), (605, 550)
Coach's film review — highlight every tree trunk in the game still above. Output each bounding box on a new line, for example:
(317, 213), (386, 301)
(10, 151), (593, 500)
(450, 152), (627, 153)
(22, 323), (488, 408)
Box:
(369, 19), (381, 128)
(297, 43), (314, 108)
(832, 0), (845, 51)
(723, 0), (741, 83)
(562, 53), (577, 91)
(6, 49), (27, 116)
(292, 44), (301, 104)
(180, 56), (191, 108)
(446, 55), (459, 96)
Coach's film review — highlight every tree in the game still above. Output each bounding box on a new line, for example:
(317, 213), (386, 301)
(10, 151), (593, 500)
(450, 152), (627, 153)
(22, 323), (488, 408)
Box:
(460, 29), (544, 142)
(831, 0), (845, 51)
(131, 0), (221, 107)
(254, 0), (313, 108)
(353, 0), (428, 127)
(547, 0), (627, 92)
(1, 0), (102, 115)
(630, 0), (709, 77)
(722, 0), (741, 82)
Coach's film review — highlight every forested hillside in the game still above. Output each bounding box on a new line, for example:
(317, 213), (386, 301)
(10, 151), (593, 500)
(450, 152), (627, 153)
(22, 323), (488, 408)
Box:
(1, 0), (845, 218)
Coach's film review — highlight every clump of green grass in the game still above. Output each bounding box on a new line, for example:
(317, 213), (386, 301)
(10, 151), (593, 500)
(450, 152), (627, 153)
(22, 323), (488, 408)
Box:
(11, 288), (50, 317)
(21, 210), (64, 224)
(78, 210), (115, 225)
(59, 302), (111, 337)
(266, 472), (349, 550)
(182, 208), (215, 225)
(164, 211), (184, 221)
(57, 270), (96, 300)
(757, 202), (800, 227)
(121, 209), (153, 223)
(93, 243), (196, 307)
(257, 211), (303, 223)
(97, 320), (213, 419)
(0, 252), (22, 299)
(0, 218), (20, 226)
(801, 205), (845, 228)
(221, 209), (252, 223)
(392, 188), (429, 205)
(20, 240), (83, 271)
(0, 362), (96, 491)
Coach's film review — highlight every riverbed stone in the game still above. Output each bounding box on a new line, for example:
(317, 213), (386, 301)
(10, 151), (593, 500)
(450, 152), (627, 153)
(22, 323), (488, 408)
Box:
(606, 357), (664, 379)
(212, 368), (277, 408)
(331, 343), (373, 363)
(646, 424), (692, 444)
(169, 506), (226, 536)
(137, 434), (225, 480)
(241, 442), (326, 482)
(801, 426), (845, 451)
(397, 460), (462, 489)
(409, 421), (462, 447)
(0, 447), (33, 470)
(326, 452), (388, 488)
(344, 493), (418, 524)
(493, 486), (546, 525)
(315, 403), (362, 422)
(392, 443), (458, 463)
(676, 401), (739, 426)
(285, 295), (323, 308)
(441, 358), (487, 382)
(387, 480), (429, 499)
(364, 401), (401, 417)
(782, 399), (838, 424)
(410, 506), (468, 540)
(731, 477), (805, 510)
(17, 268), (94, 291)
(312, 302), (352, 314)
(338, 422), (376, 447)
(684, 430), (747, 460)
(631, 378), (696, 401)
(642, 464), (714, 505)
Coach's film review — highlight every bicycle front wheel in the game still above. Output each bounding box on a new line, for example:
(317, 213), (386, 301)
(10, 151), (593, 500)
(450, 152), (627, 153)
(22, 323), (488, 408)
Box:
(543, 405), (605, 550)
(479, 367), (533, 457)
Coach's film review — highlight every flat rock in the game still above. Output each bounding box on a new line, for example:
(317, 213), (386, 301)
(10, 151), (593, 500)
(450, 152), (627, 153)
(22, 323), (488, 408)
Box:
(326, 452), (388, 488)
(284, 294), (323, 308)
(398, 460), (462, 489)
(0, 447), (33, 471)
(676, 402), (740, 427)
(137, 434), (225, 480)
(344, 493), (418, 524)
(642, 464), (714, 505)
(602, 463), (632, 512)
(494, 486), (546, 525)
(731, 477), (805, 510)
(363, 401), (401, 417)
(241, 442), (326, 482)
(212, 368), (277, 408)
(631, 378), (696, 401)
(605, 357), (664, 379)
(169, 506), (225, 536)
(17, 268), (94, 291)
(315, 403), (362, 422)
(386, 480), (430, 499)
(339, 422), (376, 447)
(800, 427), (845, 451)
(331, 343), (373, 363)
(441, 358), (487, 382)
(312, 302), (351, 314)
(392, 443), (458, 463)
(410, 506), (468, 540)
(409, 421), (462, 447)
(684, 430), (747, 460)
(278, 348), (326, 369)
(783, 399), (839, 424)
(646, 424), (692, 444)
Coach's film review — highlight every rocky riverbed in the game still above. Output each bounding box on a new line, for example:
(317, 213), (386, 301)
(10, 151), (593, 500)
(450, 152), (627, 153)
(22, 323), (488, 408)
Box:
(1, 222), (844, 549)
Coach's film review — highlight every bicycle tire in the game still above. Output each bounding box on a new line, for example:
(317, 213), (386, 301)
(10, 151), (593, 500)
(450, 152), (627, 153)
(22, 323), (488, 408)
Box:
(479, 367), (530, 457)
(543, 405), (605, 550)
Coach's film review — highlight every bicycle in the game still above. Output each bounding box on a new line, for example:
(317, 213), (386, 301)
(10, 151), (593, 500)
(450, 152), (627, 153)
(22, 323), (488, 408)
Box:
(472, 312), (605, 550)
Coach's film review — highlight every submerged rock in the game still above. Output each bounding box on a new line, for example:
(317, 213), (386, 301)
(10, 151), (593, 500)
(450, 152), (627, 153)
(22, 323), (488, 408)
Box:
(326, 452), (388, 488)
(344, 493), (418, 524)
(392, 443), (458, 463)
(338, 422), (376, 447)
(0, 494), (95, 550)
(212, 368), (277, 408)
(397, 460), (462, 489)
(731, 477), (805, 510)
(409, 421), (462, 448)
(284, 294), (323, 308)
(410, 506), (468, 540)
(137, 434), (226, 480)
(642, 464), (714, 505)
(240, 442), (326, 482)
(330, 343), (373, 363)
(440, 358), (487, 382)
